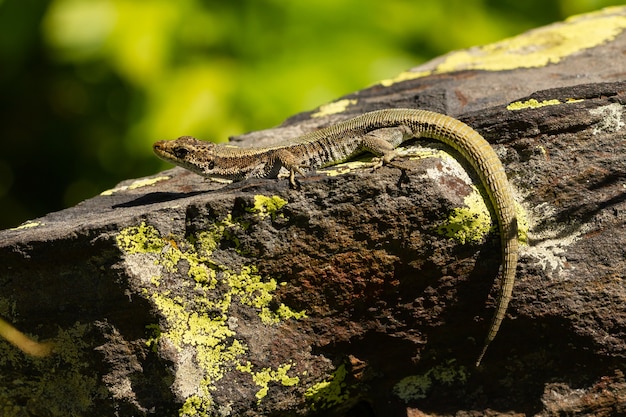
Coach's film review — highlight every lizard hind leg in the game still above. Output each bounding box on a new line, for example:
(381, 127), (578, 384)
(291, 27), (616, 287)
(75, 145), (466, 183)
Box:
(361, 126), (412, 170)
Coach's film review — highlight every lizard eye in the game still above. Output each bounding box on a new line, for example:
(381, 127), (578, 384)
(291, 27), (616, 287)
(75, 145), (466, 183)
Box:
(173, 147), (189, 159)
(207, 160), (215, 170)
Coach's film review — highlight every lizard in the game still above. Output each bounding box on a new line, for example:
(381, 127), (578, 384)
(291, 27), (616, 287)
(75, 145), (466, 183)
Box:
(153, 108), (519, 366)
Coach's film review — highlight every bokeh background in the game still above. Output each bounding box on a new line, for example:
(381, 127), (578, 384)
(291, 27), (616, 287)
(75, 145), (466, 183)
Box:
(0, 0), (622, 229)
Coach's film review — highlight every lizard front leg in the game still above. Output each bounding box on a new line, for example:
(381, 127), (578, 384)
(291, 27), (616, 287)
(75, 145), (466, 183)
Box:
(272, 149), (308, 188)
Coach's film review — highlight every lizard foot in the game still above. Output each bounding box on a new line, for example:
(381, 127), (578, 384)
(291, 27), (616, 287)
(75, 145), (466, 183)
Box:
(289, 167), (306, 189)
(369, 151), (402, 173)
(369, 157), (385, 171)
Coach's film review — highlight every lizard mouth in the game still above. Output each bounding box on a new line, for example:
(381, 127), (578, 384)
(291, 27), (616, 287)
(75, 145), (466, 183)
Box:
(153, 140), (177, 161)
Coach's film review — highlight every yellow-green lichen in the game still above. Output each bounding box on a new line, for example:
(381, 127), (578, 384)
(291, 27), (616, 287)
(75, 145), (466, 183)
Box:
(10, 221), (42, 230)
(193, 214), (241, 255)
(506, 97), (584, 111)
(146, 288), (246, 384)
(304, 364), (350, 411)
(179, 394), (213, 417)
(116, 216), (306, 414)
(311, 99), (358, 117)
(441, 8), (626, 72)
(187, 258), (217, 286)
(247, 195), (288, 220)
(379, 70), (431, 87)
(435, 188), (529, 245)
(116, 221), (166, 254)
(145, 323), (161, 352)
(321, 160), (370, 178)
(226, 265), (306, 324)
(380, 7), (626, 86)
(262, 303), (307, 324)
(236, 362), (300, 401)
(100, 176), (170, 195)
(393, 360), (468, 402)
(507, 98), (561, 110)
(435, 190), (493, 244)
(158, 244), (186, 274)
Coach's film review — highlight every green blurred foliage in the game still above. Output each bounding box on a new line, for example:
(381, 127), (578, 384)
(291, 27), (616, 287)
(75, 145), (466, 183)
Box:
(0, 0), (622, 228)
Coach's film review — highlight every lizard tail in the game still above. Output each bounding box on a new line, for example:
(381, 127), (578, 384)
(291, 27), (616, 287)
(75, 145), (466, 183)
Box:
(399, 109), (519, 367)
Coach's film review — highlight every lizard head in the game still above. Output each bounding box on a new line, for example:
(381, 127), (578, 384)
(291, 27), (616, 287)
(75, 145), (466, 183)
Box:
(153, 136), (220, 178)
(154, 135), (275, 183)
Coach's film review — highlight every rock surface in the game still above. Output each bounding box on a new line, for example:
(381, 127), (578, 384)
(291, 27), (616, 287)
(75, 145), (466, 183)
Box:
(1, 7), (626, 417)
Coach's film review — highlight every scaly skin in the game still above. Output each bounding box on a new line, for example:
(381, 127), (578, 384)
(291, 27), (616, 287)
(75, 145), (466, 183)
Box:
(154, 108), (519, 366)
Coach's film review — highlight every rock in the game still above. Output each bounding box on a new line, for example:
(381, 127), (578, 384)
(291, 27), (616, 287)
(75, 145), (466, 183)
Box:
(1, 7), (626, 416)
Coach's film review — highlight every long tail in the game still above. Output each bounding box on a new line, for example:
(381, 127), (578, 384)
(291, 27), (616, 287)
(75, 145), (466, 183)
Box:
(377, 109), (518, 366)
(415, 112), (519, 367)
